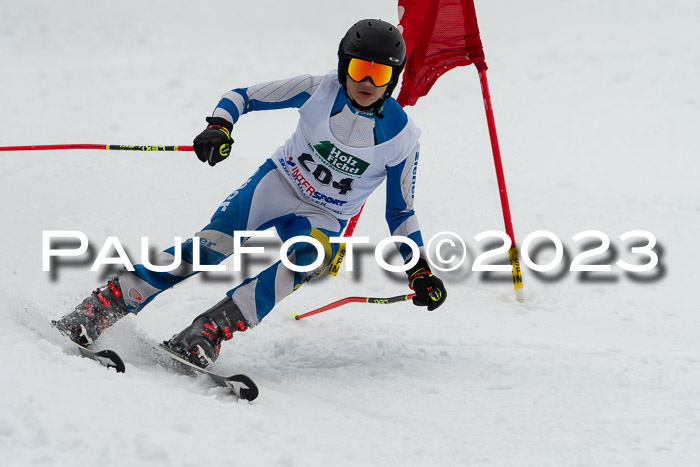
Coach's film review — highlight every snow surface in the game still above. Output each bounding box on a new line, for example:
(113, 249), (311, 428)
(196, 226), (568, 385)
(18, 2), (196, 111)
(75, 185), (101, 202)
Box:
(1, 0), (699, 466)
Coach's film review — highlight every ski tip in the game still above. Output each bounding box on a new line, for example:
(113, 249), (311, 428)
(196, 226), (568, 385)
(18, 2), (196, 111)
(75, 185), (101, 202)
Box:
(241, 387), (259, 402)
(96, 350), (126, 373)
(292, 314), (300, 320)
(228, 375), (259, 401)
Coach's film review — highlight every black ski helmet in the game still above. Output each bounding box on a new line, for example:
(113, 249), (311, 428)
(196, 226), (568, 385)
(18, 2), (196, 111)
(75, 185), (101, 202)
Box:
(338, 19), (406, 99)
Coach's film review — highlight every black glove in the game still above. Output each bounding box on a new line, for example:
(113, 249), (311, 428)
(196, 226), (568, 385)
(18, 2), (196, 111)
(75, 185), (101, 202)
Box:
(407, 258), (447, 311)
(193, 116), (233, 167)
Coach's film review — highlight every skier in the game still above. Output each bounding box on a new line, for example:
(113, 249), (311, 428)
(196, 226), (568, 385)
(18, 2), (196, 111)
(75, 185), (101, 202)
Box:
(54, 19), (447, 368)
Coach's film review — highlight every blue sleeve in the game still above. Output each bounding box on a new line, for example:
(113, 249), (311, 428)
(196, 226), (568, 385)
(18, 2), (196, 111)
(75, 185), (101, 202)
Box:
(212, 75), (324, 125)
(385, 143), (424, 261)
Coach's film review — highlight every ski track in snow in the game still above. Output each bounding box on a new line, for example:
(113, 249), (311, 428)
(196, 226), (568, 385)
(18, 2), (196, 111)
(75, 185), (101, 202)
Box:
(1, 1), (699, 466)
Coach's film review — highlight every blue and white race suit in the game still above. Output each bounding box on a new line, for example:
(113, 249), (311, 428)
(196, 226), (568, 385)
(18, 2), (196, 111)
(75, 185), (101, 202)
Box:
(118, 71), (425, 325)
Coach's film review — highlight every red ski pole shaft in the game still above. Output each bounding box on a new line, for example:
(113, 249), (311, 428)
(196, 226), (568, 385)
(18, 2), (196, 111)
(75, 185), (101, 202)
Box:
(293, 293), (416, 320)
(0, 144), (193, 152)
(476, 63), (524, 302)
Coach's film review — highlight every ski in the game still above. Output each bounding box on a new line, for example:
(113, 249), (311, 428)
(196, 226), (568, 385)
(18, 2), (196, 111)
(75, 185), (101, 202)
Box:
(159, 344), (259, 401)
(51, 317), (126, 373)
(72, 342), (126, 373)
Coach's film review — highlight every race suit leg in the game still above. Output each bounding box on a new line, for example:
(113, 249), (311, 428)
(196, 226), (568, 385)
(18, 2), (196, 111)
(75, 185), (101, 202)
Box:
(115, 159), (345, 324)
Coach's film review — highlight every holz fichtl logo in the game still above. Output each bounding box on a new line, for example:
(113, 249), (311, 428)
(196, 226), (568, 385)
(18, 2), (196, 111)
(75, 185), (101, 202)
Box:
(310, 141), (369, 178)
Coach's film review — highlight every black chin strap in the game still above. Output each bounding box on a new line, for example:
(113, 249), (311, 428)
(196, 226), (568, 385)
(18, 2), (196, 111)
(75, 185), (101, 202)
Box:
(372, 104), (386, 119)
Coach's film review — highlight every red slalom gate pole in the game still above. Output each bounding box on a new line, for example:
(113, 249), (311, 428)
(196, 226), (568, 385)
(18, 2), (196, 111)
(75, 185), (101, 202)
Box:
(476, 62), (524, 302)
(293, 293), (416, 321)
(327, 202), (365, 276)
(0, 144), (193, 152)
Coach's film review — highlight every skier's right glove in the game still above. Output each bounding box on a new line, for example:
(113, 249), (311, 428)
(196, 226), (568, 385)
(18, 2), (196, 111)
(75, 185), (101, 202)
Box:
(193, 116), (233, 167)
(407, 257), (447, 311)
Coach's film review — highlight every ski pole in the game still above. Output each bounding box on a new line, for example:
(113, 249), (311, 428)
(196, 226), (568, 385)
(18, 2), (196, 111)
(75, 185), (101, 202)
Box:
(293, 293), (416, 320)
(0, 144), (193, 152)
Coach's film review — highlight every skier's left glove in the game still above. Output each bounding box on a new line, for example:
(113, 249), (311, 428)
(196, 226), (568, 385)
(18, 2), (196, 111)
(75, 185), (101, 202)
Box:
(193, 116), (233, 167)
(407, 257), (447, 311)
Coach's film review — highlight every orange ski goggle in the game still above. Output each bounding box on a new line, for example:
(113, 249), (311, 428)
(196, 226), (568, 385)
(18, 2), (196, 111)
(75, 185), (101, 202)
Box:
(347, 58), (394, 87)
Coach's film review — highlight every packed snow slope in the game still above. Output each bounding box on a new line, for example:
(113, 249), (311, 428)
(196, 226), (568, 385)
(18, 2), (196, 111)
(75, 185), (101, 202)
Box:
(1, 0), (699, 466)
